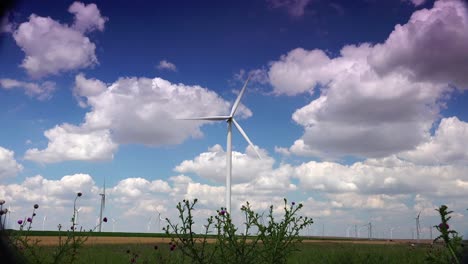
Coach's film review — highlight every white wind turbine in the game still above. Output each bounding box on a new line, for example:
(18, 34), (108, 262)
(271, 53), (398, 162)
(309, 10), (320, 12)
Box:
(76, 207), (82, 226)
(42, 215), (47, 231)
(156, 210), (164, 233)
(181, 76), (261, 214)
(147, 215), (153, 232)
(99, 177), (106, 232)
(6, 205), (14, 229)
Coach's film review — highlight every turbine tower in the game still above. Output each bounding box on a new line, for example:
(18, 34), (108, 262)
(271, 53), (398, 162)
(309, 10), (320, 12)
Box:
(156, 210), (164, 233)
(181, 76), (261, 214)
(42, 215), (47, 231)
(99, 177), (106, 232)
(416, 211), (421, 243)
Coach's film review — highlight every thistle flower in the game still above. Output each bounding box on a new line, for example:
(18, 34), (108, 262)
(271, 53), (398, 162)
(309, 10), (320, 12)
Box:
(103, 217), (108, 223)
(219, 210), (226, 216)
(27, 217), (32, 223)
(292, 202), (296, 206)
(34, 204), (39, 209)
(77, 192), (82, 197)
(0, 200), (5, 205)
(17, 220), (23, 225)
(438, 223), (449, 230)
(0, 210), (4, 216)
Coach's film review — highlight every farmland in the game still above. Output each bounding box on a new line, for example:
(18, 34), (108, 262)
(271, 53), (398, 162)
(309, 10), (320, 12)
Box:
(7, 232), (433, 263)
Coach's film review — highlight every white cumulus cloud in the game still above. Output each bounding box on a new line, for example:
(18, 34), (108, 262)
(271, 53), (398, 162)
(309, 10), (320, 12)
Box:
(26, 76), (252, 163)
(268, 0), (468, 159)
(400, 117), (468, 165)
(0, 78), (56, 100)
(24, 124), (117, 163)
(156, 60), (177, 72)
(0, 146), (23, 179)
(12, 2), (106, 78)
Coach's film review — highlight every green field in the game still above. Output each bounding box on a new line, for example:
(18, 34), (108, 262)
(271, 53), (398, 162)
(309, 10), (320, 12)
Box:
(15, 242), (429, 264)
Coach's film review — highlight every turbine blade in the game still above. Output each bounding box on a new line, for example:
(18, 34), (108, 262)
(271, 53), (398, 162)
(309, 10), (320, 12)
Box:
(230, 75), (251, 117)
(232, 118), (261, 159)
(178, 116), (230, 121)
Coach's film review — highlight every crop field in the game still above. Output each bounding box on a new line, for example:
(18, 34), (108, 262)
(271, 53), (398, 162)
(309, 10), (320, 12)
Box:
(10, 232), (433, 264)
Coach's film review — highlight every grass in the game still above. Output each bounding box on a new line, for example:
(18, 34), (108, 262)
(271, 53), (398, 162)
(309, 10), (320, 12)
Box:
(24, 242), (428, 264)
(288, 243), (427, 264)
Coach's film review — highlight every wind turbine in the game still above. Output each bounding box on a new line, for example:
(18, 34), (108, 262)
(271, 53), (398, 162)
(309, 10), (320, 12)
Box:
(156, 210), (164, 233)
(147, 215), (153, 232)
(42, 215), (47, 231)
(181, 76), (261, 214)
(99, 177), (106, 232)
(415, 211), (421, 243)
(76, 207), (82, 226)
(5, 205), (14, 229)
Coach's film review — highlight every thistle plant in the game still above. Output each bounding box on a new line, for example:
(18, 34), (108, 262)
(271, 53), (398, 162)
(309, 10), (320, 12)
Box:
(426, 205), (463, 264)
(165, 198), (313, 264)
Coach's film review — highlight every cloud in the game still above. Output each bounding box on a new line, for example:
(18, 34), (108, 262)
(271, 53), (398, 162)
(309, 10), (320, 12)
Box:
(0, 78), (56, 100)
(294, 155), (468, 198)
(24, 124), (117, 163)
(174, 145), (297, 205)
(0, 160), (467, 235)
(405, 0), (427, 6)
(234, 68), (269, 85)
(156, 60), (177, 72)
(26, 76), (252, 163)
(400, 117), (468, 165)
(267, 0), (312, 17)
(69, 2), (107, 33)
(268, 0), (468, 159)
(1, 14), (13, 33)
(272, 45), (445, 158)
(0, 146), (23, 179)
(73, 73), (107, 107)
(12, 2), (106, 78)
(369, 0), (468, 89)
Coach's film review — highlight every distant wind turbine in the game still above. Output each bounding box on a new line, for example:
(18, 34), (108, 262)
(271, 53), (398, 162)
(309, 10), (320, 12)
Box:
(156, 210), (164, 233)
(415, 211), (421, 243)
(6, 205), (14, 229)
(42, 215), (47, 231)
(76, 207), (82, 226)
(147, 215), (153, 232)
(180, 76), (261, 213)
(99, 177), (106, 232)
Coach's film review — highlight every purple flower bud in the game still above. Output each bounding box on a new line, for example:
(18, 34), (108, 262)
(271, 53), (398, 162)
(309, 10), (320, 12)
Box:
(33, 213), (36, 216)
(292, 202), (296, 206)
(34, 204), (39, 209)
(27, 217), (32, 223)
(0, 200), (5, 205)
(103, 217), (108, 223)
(219, 210), (226, 216)
(17, 220), (23, 225)
(439, 223), (449, 230)
(77, 192), (82, 197)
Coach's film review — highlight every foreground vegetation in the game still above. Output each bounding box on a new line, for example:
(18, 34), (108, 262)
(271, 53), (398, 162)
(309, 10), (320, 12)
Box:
(3, 242), (429, 264)
(0, 196), (465, 263)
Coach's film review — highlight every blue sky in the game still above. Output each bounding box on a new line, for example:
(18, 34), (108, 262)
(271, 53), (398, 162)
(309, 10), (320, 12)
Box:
(1, 0), (468, 239)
